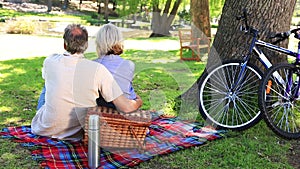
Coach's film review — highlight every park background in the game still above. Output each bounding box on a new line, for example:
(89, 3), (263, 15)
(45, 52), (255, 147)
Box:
(0, 0), (300, 168)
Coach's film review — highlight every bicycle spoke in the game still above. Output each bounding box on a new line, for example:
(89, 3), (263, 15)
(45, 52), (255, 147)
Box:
(270, 106), (282, 123)
(267, 82), (289, 100)
(228, 64), (240, 90)
(199, 61), (262, 130)
(259, 64), (300, 139)
(204, 97), (227, 112)
(292, 105), (300, 132)
(233, 100), (247, 125)
(236, 97), (256, 118)
(210, 100), (230, 125)
(212, 68), (231, 91)
(236, 68), (259, 90)
(203, 81), (228, 95)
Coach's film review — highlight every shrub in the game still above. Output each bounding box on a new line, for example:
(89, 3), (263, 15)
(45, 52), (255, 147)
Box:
(6, 20), (35, 34)
(177, 9), (190, 22)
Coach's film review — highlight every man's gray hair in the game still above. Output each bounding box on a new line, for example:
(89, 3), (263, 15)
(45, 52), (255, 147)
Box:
(63, 24), (88, 54)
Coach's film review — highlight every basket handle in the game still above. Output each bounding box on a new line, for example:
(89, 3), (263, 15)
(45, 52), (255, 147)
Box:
(129, 126), (144, 150)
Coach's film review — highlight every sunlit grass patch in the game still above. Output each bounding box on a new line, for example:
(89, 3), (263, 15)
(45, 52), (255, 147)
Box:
(0, 106), (12, 112)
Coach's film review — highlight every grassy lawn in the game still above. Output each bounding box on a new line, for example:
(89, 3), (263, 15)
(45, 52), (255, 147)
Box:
(0, 41), (295, 168)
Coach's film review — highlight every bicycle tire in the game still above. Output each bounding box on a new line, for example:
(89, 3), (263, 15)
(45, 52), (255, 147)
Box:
(258, 63), (300, 139)
(198, 60), (263, 130)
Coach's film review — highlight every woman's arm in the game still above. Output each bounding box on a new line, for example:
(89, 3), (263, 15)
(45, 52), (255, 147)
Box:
(112, 94), (143, 113)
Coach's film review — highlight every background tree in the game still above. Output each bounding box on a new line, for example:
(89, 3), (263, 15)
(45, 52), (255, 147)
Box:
(62, 0), (68, 10)
(46, 0), (68, 12)
(47, 0), (52, 12)
(150, 0), (182, 37)
(104, 0), (109, 23)
(116, 0), (140, 25)
(209, 0), (225, 21)
(176, 0), (297, 113)
(191, 0), (210, 38)
(108, 0), (184, 37)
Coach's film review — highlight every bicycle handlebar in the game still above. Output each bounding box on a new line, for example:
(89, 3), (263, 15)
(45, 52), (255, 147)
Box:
(269, 28), (300, 43)
(291, 28), (300, 39)
(236, 8), (249, 29)
(237, 8), (300, 42)
(269, 31), (291, 39)
(237, 9), (259, 36)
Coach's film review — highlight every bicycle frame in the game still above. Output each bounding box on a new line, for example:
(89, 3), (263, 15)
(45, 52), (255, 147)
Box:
(255, 40), (298, 68)
(235, 28), (300, 97)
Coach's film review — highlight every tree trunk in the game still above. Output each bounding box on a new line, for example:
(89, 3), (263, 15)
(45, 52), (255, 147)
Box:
(150, 0), (182, 37)
(207, 0), (296, 69)
(47, 0), (52, 12)
(63, 0), (68, 10)
(121, 0), (126, 27)
(132, 14), (137, 24)
(191, 0), (211, 38)
(104, 0), (109, 23)
(175, 0), (296, 114)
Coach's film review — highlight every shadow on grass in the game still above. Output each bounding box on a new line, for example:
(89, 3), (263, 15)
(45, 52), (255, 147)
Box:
(0, 57), (45, 128)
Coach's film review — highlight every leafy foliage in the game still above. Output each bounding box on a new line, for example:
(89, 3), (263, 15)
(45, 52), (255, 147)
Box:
(210, 0), (225, 19)
(177, 9), (190, 21)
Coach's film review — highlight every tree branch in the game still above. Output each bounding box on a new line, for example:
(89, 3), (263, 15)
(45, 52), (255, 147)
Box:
(170, 0), (182, 16)
(152, 0), (161, 13)
(163, 0), (172, 14)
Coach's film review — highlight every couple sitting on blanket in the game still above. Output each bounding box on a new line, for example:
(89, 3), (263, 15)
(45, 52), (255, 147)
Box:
(31, 24), (143, 141)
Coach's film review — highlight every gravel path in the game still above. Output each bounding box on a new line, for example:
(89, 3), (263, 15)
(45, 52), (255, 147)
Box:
(0, 33), (98, 61)
(0, 33), (180, 61)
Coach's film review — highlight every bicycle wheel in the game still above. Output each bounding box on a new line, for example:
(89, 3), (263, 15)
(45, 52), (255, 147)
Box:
(198, 60), (263, 130)
(258, 63), (300, 139)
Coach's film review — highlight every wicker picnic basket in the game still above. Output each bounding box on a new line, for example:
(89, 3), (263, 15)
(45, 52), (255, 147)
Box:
(83, 106), (151, 150)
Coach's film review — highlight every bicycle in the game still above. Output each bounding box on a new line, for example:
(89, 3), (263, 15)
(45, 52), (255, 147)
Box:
(198, 9), (300, 133)
(258, 33), (300, 139)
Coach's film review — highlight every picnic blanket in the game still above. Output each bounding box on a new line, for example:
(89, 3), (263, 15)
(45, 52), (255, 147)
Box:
(0, 114), (226, 169)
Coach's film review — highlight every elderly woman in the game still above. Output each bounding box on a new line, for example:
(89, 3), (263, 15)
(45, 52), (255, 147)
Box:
(94, 24), (138, 108)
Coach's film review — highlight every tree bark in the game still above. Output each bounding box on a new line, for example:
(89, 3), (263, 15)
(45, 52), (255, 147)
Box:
(191, 0), (211, 38)
(150, 0), (182, 37)
(175, 0), (297, 114)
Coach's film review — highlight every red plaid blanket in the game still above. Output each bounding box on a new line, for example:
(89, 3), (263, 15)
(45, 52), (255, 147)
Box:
(0, 115), (225, 169)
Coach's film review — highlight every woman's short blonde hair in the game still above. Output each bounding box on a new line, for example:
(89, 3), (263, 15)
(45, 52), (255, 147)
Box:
(95, 23), (124, 57)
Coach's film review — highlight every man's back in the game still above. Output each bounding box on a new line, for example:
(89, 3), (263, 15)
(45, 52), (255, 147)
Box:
(32, 53), (122, 140)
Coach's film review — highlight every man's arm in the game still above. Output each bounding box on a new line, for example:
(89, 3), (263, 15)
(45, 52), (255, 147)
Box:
(112, 94), (143, 113)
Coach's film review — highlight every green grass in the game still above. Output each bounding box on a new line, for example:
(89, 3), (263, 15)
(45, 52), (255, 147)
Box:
(0, 8), (108, 25)
(0, 38), (295, 169)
